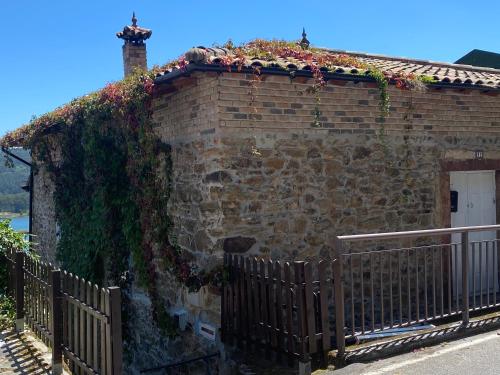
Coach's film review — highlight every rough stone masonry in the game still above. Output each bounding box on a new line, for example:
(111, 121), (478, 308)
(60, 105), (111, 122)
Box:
(30, 68), (500, 372)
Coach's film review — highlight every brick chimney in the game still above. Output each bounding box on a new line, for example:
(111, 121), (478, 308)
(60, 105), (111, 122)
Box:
(116, 13), (152, 77)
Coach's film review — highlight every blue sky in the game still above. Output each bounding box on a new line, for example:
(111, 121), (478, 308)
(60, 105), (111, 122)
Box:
(1, 0), (499, 137)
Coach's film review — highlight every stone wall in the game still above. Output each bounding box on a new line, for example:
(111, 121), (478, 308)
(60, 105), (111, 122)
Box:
(160, 72), (500, 261)
(29, 69), (500, 372)
(32, 136), (61, 264)
(146, 72), (500, 338)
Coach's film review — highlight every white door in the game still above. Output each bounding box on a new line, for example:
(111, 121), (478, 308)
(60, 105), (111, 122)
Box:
(451, 171), (497, 296)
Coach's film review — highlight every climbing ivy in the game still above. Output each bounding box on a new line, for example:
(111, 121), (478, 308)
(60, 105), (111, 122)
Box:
(0, 38), (440, 331)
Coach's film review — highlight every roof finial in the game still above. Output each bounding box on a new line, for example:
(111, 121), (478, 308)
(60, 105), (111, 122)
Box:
(299, 27), (310, 49)
(117, 12), (152, 45)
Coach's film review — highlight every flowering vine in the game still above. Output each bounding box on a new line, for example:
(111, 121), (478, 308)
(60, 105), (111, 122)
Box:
(0, 38), (440, 335)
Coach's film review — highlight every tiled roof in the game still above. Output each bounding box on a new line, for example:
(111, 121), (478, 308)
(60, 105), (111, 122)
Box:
(155, 46), (500, 89)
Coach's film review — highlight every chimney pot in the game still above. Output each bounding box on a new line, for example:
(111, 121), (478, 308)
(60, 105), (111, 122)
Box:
(117, 13), (152, 77)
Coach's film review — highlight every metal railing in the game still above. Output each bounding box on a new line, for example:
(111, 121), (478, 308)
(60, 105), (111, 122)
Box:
(222, 225), (500, 369)
(334, 224), (500, 355)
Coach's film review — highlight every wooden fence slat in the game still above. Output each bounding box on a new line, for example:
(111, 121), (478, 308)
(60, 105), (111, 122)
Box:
(50, 270), (63, 374)
(25, 257), (30, 331)
(318, 260), (331, 353)
(93, 284), (99, 372)
(294, 262), (307, 362)
(100, 288), (106, 374)
(62, 272), (68, 349)
(244, 257), (252, 345)
(108, 287), (123, 375)
(105, 289), (112, 375)
(221, 254), (227, 343)
(227, 254), (234, 345)
(284, 262), (293, 357)
(238, 256), (247, 343)
(86, 282), (92, 370)
(67, 274), (75, 373)
(234, 256), (241, 347)
(34, 262), (39, 337)
(80, 278), (86, 368)
(269, 260), (277, 350)
(259, 259), (268, 348)
(32, 260), (36, 333)
(15, 251), (24, 332)
(73, 276), (80, 375)
(304, 262), (317, 355)
(252, 258), (260, 343)
(275, 261), (284, 356)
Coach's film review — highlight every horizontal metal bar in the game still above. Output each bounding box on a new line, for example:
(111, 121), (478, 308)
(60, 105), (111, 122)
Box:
(343, 243), (456, 256)
(338, 225), (500, 242)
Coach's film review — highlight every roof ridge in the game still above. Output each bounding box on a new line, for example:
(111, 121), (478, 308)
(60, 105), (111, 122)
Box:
(318, 47), (500, 74)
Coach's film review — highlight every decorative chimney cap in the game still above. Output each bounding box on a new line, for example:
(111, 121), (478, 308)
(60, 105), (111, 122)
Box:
(299, 27), (310, 49)
(117, 12), (152, 45)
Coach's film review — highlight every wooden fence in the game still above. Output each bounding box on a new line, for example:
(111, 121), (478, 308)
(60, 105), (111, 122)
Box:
(4, 250), (123, 375)
(221, 254), (333, 364)
(223, 225), (500, 368)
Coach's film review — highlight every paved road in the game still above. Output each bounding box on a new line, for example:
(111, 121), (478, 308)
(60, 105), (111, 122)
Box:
(329, 330), (500, 375)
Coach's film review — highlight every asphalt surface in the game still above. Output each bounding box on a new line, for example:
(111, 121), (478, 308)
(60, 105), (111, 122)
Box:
(329, 330), (500, 375)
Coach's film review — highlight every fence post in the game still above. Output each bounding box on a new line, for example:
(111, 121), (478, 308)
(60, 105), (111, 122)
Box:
(461, 231), (469, 326)
(15, 251), (24, 332)
(50, 270), (63, 375)
(333, 258), (345, 356)
(332, 237), (346, 362)
(108, 287), (123, 375)
(294, 261), (311, 375)
(221, 254), (227, 344)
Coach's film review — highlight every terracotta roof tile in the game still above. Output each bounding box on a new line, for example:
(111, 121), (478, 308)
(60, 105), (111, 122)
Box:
(156, 45), (500, 89)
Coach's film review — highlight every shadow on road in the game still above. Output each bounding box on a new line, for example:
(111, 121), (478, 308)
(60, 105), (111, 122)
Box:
(345, 315), (500, 363)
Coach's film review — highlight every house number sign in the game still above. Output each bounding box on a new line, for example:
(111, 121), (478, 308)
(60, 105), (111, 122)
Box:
(474, 150), (484, 160)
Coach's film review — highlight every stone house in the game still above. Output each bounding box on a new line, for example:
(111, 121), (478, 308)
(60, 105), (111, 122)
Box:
(3, 15), (500, 373)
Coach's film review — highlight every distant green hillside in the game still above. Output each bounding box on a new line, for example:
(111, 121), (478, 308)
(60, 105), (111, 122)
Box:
(0, 149), (30, 215)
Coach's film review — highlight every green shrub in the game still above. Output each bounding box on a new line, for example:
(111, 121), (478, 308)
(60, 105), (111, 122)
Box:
(0, 219), (29, 329)
(0, 294), (15, 330)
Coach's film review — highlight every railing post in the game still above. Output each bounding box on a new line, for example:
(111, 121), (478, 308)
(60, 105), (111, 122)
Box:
(50, 270), (63, 375)
(108, 287), (123, 375)
(15, 251), (24, 332)
(461, 231), (469, 326)
(333, 258), (345, 356)
(332, 237), (346, 365)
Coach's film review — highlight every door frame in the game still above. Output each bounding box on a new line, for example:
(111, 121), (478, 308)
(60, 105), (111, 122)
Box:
(440, 159), (500, 301)
(440, 159), (500, 231)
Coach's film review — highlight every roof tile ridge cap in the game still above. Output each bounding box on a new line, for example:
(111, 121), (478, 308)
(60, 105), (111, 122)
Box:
(316, 47), (500, 74)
